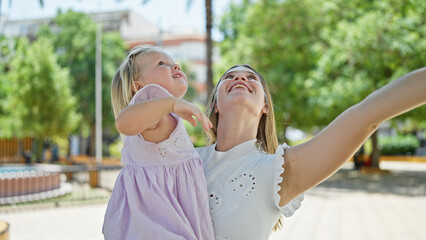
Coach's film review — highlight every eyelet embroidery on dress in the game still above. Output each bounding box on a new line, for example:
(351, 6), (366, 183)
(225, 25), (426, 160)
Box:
(157, 125), (188, 158)
(158, 144), (167, 158)
(208, 173), (257, 216)
(173, 130), (185, 153)
(225, 173), (256, 197)
(208, 192), (222, 211)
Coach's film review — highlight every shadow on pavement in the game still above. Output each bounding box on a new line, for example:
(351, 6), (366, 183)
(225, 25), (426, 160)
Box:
(312, 169), (426, 197)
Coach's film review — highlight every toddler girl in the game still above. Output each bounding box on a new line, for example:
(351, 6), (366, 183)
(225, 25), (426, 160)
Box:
(103, 45), (214, 240)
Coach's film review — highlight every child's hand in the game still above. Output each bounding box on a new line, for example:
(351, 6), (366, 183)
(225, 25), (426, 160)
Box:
(172, 98), (213, 132)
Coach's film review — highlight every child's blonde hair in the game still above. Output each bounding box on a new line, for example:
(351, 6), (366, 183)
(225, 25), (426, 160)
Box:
(205, 64), (283, 230)
(111, 44), (161, 119)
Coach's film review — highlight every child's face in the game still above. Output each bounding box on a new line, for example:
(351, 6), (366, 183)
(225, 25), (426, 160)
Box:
(136, 51), (188, 98)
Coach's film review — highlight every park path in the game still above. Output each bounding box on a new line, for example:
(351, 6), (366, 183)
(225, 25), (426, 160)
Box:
(1, 161), (426, 240)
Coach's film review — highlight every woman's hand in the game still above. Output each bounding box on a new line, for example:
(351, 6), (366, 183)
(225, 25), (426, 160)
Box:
(172, 98), (213, 132)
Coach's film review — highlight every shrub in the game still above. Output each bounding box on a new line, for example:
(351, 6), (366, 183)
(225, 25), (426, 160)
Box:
(109, 139), (123, 159)
(379, 135), (420, 155)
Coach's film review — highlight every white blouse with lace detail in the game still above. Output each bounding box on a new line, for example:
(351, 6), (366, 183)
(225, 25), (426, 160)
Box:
(196, 139), (304, 240)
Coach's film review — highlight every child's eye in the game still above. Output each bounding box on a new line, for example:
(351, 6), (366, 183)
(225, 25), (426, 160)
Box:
(158, 61), (165, 65)
(224, 74), (233, 79)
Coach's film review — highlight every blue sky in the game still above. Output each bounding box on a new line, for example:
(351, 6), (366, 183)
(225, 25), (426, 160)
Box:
(1, 0), (231, 40)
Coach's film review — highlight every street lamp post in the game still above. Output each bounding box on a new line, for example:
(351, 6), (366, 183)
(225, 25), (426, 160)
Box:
(95, 2), (102, 163)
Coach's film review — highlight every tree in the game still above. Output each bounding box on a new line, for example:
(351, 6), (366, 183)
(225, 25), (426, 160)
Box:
(205, 0), (214, 98)
(308, 0), (426, 167)
(38, 10), (127, 156)
(184, 0), (214, 100)
(4, 37), (79, 161)
(218, 0), (328, 141)
(0, 36), (15, 128)
(218, 0), (426, 167)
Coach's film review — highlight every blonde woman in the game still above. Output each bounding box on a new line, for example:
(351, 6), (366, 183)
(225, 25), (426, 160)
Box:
(196, 64), (426, 239)
(103, 45), (214, 239)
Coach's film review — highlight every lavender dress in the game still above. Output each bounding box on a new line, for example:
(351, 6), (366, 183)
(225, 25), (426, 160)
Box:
(103, 84), (214, 240)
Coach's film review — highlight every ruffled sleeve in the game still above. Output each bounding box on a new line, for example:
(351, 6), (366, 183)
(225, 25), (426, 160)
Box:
(273, 143), (304, 217)
(129, 84), (173, 106)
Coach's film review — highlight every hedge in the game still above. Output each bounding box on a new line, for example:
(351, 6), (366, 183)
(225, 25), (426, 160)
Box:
(379, 135), (420, 156)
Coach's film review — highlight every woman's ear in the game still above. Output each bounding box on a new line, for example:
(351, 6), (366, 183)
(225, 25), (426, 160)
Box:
(213, 103), (219, 113)
(262, 105), (269, 115)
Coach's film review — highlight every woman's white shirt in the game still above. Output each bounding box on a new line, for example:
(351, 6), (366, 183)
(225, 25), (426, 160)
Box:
(196, 139), (304, 240)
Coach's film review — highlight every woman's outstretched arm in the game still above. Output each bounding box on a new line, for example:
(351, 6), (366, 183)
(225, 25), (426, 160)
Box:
(279, 67), (426, 206)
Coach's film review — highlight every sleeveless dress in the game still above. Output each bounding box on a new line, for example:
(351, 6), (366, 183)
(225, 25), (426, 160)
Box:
(103, 84), (214, 240)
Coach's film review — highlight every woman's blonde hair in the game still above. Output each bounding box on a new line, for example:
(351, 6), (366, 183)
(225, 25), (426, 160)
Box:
(111, 44), (161, 119)
(205, 64), (283, 230)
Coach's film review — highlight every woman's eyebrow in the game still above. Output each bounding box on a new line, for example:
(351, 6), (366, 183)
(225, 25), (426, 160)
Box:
(225, 70), (257, 75)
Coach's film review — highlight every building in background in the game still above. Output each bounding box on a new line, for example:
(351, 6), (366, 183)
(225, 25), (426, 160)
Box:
(3, 9), (216, 101)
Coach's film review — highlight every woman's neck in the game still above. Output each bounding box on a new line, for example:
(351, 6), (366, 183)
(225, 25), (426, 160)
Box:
(215, 111), (260, 152)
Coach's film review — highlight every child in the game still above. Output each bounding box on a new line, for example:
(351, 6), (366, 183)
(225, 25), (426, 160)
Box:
(103, 45), (214, 240)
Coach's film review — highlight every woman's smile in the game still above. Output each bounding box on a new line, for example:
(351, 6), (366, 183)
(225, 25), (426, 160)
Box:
(228, 81), (252, 93)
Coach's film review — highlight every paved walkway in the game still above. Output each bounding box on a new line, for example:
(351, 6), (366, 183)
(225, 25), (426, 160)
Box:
(1, 161), (425, 240)
(270, 162), (426, 240)
(1, 203), (107, 240)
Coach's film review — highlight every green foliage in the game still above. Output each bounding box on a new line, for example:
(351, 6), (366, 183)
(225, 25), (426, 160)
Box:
(379, 135), (420, 155)
(390, 119), (426, 135)
(218, 0), (426, 138)
(184, 121), (208, 148)
(0, 36), (15, 124)
(4, 37), (79, 138)
(309, 0), (426, 125)
(179, 61), (198, 103)
(37, 10), (127, 138)
(108, 138), (123, 159)
(0, 36), (16, 66)
(218, 0), (333, 136)
(183, 104), (208, 147)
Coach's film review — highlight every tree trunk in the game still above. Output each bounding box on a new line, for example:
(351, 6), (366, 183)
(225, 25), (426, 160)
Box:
(370, 130), (380, 168)
(205, 0), (213, 101)
(35, 137), (44, 163)
(281, 123), (289, 144)
(353, 144), (365, 170)
(18, 139), (23, 159)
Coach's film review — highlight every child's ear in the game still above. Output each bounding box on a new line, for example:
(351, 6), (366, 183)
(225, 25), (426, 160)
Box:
(132, 81), (144, 93)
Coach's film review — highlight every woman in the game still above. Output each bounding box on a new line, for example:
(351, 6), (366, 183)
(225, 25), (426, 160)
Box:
(196, 64), (426, 239)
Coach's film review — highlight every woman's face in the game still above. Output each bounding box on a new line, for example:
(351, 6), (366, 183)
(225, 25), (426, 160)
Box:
(216, 66), (267, 116)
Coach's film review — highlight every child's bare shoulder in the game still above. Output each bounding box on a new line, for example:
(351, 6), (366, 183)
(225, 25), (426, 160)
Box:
(130, 84), (173, 105)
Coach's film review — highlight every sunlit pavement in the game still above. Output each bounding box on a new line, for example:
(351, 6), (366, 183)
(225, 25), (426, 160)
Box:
(1, 161), (425, 240)
(1, 203), (107, 240)
(270, 161), (426, 240)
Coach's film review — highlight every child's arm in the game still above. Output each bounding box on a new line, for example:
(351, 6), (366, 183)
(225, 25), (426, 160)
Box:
(116, 96), (212, 136)
(279, 67), (426, 206)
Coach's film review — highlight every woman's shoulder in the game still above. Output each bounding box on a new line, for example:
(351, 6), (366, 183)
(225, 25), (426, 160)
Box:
(195, 144), (214, 158)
